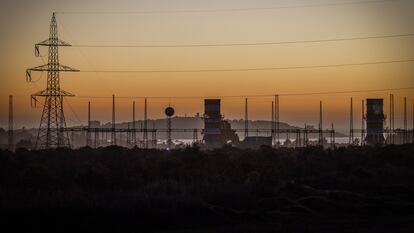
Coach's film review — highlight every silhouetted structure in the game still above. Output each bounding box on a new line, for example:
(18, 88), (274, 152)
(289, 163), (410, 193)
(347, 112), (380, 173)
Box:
(366, 99), (385, 145)
(144, 98), (148, 148)
(203, 99), (222, 148)
(271, 101), (274, 144)
(349, 97), (354, 144)
(87, 101), (92, 147)
(404, 97), (407, 144)
(8, 95), (14, 152)
(26, 13), (79, 149)
(361, 100), (366, 145)
(389, 94), (395, 144)
(165, 106), (175, 149)
(203, 99), (239, 148)
(245, 98), (248, 139)
(221, 120), (239, 145)
(275, 95), (280, 146)
(111, 95), (116, 145)
(132, 101), (136, 145)
(318, 101), (323, 146)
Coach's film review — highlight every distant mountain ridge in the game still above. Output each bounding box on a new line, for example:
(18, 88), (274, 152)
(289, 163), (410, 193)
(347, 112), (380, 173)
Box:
(0, 117), (346, 149)
(97, 116), (305, 130)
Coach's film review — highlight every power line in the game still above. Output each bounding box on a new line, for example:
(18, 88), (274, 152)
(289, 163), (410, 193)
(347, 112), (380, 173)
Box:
(55, 0), (397, 15)
(79, 58), (414, 73)
(72, 33), (414, 48)
(64, 98), (83, 125)
(73, 86), (414, 100)
(280, 87), (414, 96)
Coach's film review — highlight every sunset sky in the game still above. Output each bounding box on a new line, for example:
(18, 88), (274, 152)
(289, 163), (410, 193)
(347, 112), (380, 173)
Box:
(0, 0), (413, 131)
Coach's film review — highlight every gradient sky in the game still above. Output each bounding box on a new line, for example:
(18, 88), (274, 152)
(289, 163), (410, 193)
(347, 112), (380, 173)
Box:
(1, 0), (414, 131)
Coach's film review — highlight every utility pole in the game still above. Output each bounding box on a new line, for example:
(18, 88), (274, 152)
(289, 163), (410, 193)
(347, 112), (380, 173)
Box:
(361, 100), (365, 146)
(132, 101), (136, 146)
(392, 94), (395, 142)
(349, 97), (354, 145)
(152, 122), (157, 148)
(127, 122), (131, 146)
(193, 128), (198, 144)
(404, 97), (407, 144)
(8, 95), (14, 152)
(389, 94), (395, 144)
(319, 101), (323, 146)
(26, 13), (79, 149)
(331, 123), (335, 149)
(304, 123), (308, 147)
(87, 101), (91, 147)
(144, 98), (148, 149)
(271, 101), (274, 144)
(111, 94), (116, 145)
(275, 95), (279, 147)
(94, 127), (98, 148)
(244, 98), (248, 139)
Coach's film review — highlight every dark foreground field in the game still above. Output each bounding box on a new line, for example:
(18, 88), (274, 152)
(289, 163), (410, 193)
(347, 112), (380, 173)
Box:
(1, 145), (414, 232)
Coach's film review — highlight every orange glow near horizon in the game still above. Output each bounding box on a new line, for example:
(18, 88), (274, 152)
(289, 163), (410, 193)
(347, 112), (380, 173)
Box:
(1, 0), (414, 131)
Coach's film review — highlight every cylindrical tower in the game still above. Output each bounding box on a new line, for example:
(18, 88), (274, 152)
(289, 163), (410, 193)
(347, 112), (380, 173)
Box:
(366, 99), (385, 145)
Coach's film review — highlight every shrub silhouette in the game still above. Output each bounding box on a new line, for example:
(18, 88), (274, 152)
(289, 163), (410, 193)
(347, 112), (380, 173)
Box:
(1, 145), (414, 232)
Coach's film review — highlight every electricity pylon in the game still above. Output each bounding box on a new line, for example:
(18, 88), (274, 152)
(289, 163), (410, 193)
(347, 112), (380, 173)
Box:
(26, 13), (79, 149)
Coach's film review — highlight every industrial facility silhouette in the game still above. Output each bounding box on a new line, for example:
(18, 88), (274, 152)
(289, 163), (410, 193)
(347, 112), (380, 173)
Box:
(3, 13), (413, 151)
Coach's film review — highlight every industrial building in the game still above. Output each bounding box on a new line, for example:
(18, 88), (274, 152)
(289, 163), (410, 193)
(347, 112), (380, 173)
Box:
(365, 99), (385, 145)
(16, 13), (413, 151)
(203, 99), (239, 148)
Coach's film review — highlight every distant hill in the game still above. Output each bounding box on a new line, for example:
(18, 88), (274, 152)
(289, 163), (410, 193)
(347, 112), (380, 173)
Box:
(0, 117), (346, 149)
(106, 116), (345, 136)
(98, 116), (299, 130)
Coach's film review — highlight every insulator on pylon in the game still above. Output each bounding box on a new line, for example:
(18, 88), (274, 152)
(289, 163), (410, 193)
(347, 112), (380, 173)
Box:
(35, 45), (40, 57)
(26, 70), (32, 82)
(30, 96), (37, 108)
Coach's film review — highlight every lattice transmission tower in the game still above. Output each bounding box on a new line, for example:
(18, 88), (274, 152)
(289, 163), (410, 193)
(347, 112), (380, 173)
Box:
(26, 13), (79, 149)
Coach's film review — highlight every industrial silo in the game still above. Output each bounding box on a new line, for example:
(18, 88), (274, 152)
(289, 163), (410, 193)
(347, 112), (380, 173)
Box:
(203, 99), (223, 148)
(365, 99), (385, 145)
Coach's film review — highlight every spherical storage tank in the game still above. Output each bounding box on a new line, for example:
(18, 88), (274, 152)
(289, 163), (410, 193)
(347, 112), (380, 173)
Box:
(165, 107), (175, 117)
